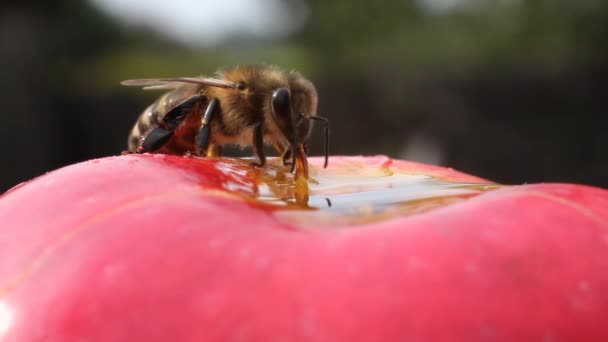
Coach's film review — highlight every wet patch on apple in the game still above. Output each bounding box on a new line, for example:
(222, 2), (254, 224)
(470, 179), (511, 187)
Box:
(199, 156), (502, 226)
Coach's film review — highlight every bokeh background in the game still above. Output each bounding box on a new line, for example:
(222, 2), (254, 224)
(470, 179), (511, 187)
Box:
(1, 0), (607, 192)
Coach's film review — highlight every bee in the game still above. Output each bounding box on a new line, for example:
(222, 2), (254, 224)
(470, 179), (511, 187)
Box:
(121, 64), (329, 172)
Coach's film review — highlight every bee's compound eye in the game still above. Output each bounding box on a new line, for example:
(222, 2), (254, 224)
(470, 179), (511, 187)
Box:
(236, 82), (246, 90)
(271, 88), (291, 118)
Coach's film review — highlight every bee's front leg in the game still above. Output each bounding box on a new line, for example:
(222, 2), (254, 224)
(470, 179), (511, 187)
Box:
(272, 143), (292, 167)
(195, 97), (219, 156)
(251, 121), (266, 167)
(281, 147), (293, 167)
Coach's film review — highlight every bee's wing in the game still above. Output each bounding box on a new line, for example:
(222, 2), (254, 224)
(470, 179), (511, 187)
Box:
(121, 77), (237, 90)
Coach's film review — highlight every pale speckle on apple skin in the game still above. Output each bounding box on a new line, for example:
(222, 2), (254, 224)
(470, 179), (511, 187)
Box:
(237, 246), (252, 259)
(100, 263), (130, 287)
(542, 331), (558, 342)
(344, 263), (360, 277)
(405, 255), (428, 271)
(207, 237), (227, 251)
(602, 234), (608, 247)
(570, 297), (590, 312)
(229, 323), (251, 342)
(42, 178), (57, 187)
(84, 196), (97, 204)
(0, 301), (14, 337)
(465, 263), (478, 274)
(254, 256), (269, 271)
(195, 292), (226, 318)
(569, 280), (594, 312)
(578, 280), (590, 293)
(298, 308), (319, 339)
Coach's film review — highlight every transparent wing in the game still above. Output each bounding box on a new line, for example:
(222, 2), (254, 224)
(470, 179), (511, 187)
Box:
(121, 77), (237, 90)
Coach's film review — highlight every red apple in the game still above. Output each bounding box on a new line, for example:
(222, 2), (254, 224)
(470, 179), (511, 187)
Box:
(0, 154), (607, 341)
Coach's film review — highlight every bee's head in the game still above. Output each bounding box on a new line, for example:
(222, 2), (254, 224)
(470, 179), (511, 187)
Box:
(220, 65), (318, 146)
(271, 72), (329, 169)
(271, 72), (319, 145)
(224, 65), (328, 169)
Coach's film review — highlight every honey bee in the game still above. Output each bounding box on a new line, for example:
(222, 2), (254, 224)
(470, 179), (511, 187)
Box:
(122, 64), (329, 172)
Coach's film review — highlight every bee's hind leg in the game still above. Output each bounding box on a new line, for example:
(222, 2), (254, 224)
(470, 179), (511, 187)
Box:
(139, 94), (205, 153)
(138, 127), (173, 152)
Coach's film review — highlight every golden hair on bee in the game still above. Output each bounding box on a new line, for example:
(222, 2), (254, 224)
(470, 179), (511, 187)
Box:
(122, 64), (329, 173)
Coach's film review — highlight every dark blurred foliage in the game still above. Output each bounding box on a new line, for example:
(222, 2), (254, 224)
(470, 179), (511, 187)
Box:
(1, 0), (607, 192)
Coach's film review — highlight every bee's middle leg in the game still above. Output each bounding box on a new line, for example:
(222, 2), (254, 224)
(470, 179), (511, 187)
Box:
(251, 121), (266, 167)
(206, 144), (222, 157)
(195, 98), (219, 156)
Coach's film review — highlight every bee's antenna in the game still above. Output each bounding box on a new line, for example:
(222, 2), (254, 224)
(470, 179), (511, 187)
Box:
(309, 116), (329, 168)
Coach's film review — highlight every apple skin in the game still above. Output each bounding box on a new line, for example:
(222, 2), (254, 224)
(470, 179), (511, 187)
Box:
(1, 154), (608, 341)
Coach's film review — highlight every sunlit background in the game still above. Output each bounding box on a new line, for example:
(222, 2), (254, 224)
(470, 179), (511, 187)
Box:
(1, 0), (607, 192)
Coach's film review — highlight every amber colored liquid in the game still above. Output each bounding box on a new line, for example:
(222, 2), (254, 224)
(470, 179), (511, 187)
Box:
(212, 158), (501, 227)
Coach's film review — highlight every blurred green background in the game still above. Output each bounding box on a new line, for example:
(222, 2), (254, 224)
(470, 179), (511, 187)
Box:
(1, 0), (607, 192)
